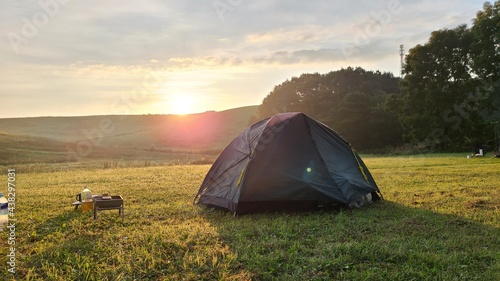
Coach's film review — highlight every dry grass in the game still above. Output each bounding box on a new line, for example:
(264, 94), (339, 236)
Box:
(0, 155), (498, 280)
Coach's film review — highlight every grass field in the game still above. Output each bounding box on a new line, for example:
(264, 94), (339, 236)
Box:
(0, 155), (499, 280)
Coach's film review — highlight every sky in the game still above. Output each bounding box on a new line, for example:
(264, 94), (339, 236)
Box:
(0, 0), (487, 118)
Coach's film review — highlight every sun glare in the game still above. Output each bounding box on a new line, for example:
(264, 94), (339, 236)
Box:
(170, 95), (195, 115)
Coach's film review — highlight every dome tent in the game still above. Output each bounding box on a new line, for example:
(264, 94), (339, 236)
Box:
(194, 112), (381, 214)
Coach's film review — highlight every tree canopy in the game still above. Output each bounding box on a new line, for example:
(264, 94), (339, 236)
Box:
(395, 1), (499, 150)
(258, 67), (402, 150)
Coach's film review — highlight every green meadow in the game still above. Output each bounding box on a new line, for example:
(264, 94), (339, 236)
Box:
(0, 155), (498, 280)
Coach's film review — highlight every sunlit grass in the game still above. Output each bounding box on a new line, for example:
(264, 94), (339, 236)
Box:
(0, 156), (498, 280)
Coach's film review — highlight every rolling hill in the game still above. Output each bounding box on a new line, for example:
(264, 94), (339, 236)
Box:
(0, 131), (72, 165)
(0, 105), (259, 165)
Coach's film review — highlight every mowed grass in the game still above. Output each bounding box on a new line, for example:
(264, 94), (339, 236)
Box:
(0, 155), (499, 280)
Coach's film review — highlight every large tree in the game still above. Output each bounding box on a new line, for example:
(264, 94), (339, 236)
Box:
(470, 1), (500, 81)
(470, 1), (500, 125)
(397, 1), (499, 150)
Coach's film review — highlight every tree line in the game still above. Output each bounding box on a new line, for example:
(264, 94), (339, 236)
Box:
(256, 1), (499, 152)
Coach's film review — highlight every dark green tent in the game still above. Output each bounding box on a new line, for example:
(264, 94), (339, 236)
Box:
(194, 112), (381, 214)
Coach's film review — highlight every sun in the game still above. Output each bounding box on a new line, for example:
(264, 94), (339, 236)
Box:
(169, 94), (194, 115)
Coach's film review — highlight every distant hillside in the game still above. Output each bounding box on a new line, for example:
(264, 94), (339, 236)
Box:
(0, 106), (259, 165)
(0, 132), (71, 165)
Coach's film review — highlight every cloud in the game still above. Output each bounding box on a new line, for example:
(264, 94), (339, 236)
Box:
(245, 25), (339, 46)
(2, 0), (482, 66)
(0, 0), (488, 117)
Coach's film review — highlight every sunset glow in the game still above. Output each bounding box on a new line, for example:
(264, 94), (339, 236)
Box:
(169, 94), (195, 115)
(0, 1), (485, 118)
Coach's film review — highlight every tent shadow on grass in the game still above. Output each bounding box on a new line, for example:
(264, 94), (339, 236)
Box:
(201, 200), (500, 281)
(16, 210), (121, 279)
